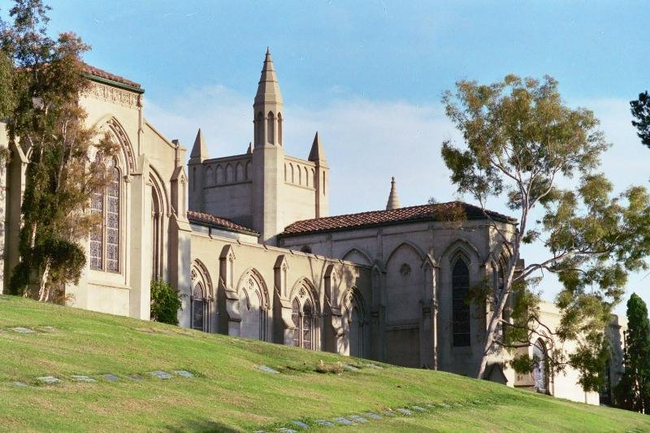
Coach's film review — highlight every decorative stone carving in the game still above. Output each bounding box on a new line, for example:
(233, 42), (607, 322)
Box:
(88, 82), (140, 108)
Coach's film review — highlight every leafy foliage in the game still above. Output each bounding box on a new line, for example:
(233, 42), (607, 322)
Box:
(1, 0), (117, 300)
(631, 91), (650, 150)
(442, 75), (650, 388)
(614, 293), (650, 413)
(150, 280), (183, 326)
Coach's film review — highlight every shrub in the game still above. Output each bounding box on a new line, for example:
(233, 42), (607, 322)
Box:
(150, 280), (183, 325)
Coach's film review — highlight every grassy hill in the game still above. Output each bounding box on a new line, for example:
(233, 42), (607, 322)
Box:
(0, 295), (647, 432)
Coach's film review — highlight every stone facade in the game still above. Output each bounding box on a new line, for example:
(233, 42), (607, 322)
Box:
(0, 50), (626, 406)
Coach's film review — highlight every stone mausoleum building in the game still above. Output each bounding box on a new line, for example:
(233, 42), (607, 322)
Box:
(0, 50), (625, 405)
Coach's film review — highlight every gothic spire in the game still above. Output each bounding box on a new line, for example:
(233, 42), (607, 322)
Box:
(386, 177), (401, 210)
(190, 128), (208, 162)
(254, 47), (283, 106)
(308, 131), (327, 165)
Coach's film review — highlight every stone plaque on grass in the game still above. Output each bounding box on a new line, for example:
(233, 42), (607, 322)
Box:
(128, 375), (143, 381)
(396, 408), (412, 416)
(173, 370), (194, 378)
(412, 406), (427, 412)
(258, 365), (279, 374)
(37, 376), (60, 384)
(316, 420), (335, 427)
(12, 327), (35, 334)
(71, 375), (96, 383)
(292, 420), (309, 429)
(348, 415), (368, 423)
(149, 371), (173, 379)
(103, 374), (120, 382)
(12, 381), (28, 387)
(342, 364), (359, 371)
(364, 413), (382, 420)
(332, 417), (355, 426)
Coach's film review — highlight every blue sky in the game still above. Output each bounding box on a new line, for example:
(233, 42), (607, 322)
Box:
(4, 0), (650, 312)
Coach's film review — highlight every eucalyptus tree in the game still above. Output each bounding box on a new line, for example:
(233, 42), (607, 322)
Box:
(442, 75), (650, 388)
(1, 0), (117, 301)
(631, 91), (650, 150)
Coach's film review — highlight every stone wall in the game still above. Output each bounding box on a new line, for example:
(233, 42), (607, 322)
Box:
(187, 226), (372, 356)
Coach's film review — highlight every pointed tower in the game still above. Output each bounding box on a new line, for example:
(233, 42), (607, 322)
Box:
(188, 129), (209, 211)
(386, 177), (401, 210)
(308, 132), (329, 218)
(252, 48), (286, 243)
(253, 47), (283, 147)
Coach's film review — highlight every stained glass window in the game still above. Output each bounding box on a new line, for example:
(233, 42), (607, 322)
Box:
(452, 259), (471, 347)
(192, 283), (205, 331)
(90, 157), (120, 273)
(291, 299), (300, 347)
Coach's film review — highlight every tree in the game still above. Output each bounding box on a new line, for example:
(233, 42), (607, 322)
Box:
(1, 0), (117, 301)
(614, 293), (650, 412)
(150, 280), (183, 326)
(441, 75), (650, 387)
(631, 91), (650, 150)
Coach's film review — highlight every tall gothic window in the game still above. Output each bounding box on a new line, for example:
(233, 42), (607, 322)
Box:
(90, 158), (120, 273)
(192, 283), (206, 331)
(291, 298), (314, 350)
(452, 259), (471, 347)
(267, 111), (275, 144)
(533, 338), (549, 394)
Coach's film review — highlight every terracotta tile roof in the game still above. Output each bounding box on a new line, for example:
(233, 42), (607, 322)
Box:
(84, 64), (141, 89)
(187, 210), (260, 236)
(280, 201), (516, 236)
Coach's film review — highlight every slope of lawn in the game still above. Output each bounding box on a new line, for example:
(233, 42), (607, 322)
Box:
(0, 294), (647, 432)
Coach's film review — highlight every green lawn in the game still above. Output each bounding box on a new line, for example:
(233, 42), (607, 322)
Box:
(0, 294), (647, 432)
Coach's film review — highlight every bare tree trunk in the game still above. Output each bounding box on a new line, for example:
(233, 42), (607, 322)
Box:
(38, 260), (51, 302)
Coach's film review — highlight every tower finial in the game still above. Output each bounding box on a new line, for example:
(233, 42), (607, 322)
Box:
(308, 131), (327, 164)
(255, 47), (283, 106)
(386, 177), (401, 210)
(190, 128), (208, 162)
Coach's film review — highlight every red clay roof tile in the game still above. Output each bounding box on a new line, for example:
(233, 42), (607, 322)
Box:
(187, 211), (259, 236)
(84, 64), (141, 89)
(280, 201), (515, 236)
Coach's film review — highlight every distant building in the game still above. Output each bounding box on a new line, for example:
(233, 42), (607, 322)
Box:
(0, 50), (624, 405)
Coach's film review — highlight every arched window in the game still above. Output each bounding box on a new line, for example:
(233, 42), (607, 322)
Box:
(90, 157), (121, 273)
(291, 297), (314, 350)
(533, 338), (549, 394)
(277, 112), (283, 145)
(452, 258), (470, 347)
(267, 111), (275, 144)
(292, 298), (300, 347)
(192, 283), (206, 331)
(255, 112), (263, 145)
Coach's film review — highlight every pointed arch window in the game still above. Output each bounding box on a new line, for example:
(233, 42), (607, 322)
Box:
(292, 298), (314, 350)
(533, 338), (549, 394)
(192, 283), (207, 331)
(452, 258), (470, 347)
(90, 158), (121, 273)
(267, 111), (275, 144)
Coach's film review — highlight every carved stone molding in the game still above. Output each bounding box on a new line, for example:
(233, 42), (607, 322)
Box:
(87, 82), (141, 108)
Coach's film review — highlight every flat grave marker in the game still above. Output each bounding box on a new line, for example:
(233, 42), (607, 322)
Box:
(12, 327), (35, 334)
(348, 415), (368, 423)
(316, 420), (335, 427)
(12, 381), (28, 387)
(364, 413), (382, 420)
(173, 370), (194, 378)
(258, 365), (279, 374)
(342, 364), (359, 371)
(103, 374), (120, 382)
(71, 375), (96, 383)
(292, 420), (309, 429)
(128, 374), (143, 381)
(332, 417), (355, 426)
(396, 408), (413, 416)
(412, 405), (427, 412)
(149, 370), (173, 379)
(37, 376), (60, 384)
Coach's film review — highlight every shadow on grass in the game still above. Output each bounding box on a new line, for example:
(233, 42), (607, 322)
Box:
(164, 419), (241, 433)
